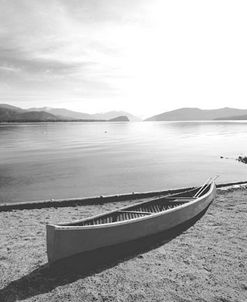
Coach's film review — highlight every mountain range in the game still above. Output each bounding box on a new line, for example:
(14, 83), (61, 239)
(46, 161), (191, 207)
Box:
(28, 107), (140, 121)
(0, 104), (58, 122)
(145, 107), (247, 121)
(1, 104), (247, 122)
(0, 104), (134, 122)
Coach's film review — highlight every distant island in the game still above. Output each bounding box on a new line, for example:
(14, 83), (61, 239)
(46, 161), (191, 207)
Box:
(0, 104), (132, 123)
(109, 116), (129, 122)
(145, 107), (247, 121)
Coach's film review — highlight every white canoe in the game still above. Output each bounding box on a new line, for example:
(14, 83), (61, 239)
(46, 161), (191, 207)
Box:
(47, 182), (216, 263)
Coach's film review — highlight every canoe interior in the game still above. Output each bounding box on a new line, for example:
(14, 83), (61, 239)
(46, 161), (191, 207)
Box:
(62, 185), (211, 226)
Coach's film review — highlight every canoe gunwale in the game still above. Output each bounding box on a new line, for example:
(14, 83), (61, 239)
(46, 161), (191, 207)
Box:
(48, 183), (215, 230)
(48, 187), (198, 228)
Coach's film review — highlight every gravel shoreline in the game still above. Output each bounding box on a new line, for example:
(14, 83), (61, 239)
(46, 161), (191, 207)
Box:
(0, 186), (247, 302)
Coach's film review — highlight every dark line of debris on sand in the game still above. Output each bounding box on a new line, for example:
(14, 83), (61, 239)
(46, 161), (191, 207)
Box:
(0, 181), (247, 212)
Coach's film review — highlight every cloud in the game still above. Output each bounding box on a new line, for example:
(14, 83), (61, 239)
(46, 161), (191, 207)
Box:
(0, 0), (147, 99)
(0, 46), (94, 76)
(59, 0), (148, 24)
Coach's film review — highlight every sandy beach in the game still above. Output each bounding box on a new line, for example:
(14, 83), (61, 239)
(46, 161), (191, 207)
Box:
(0, 186), (246, 302)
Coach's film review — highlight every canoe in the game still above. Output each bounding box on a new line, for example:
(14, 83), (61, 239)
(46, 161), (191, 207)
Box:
(46, 181), (216, 263)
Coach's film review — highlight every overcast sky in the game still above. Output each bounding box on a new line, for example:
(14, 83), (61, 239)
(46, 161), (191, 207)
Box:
(0, 0), (247, 117)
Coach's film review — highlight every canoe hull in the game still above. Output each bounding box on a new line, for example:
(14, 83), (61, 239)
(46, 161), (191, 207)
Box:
(47, 183), (216, 263)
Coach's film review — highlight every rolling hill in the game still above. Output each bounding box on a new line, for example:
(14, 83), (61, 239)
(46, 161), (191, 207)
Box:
(28, 107), (92, 120)
(145, 107), (247, 121)
(109, 116), (129, 122)
(0, 104), (25, 112)
(0, 105), (58, 122)
(28, 107), (140, 121)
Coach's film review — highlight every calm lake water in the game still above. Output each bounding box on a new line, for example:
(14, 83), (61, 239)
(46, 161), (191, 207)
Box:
(0, 121), (247, 203)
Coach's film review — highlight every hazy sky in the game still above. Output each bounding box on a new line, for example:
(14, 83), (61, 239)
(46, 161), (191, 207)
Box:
(0, 0), (247, 117)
